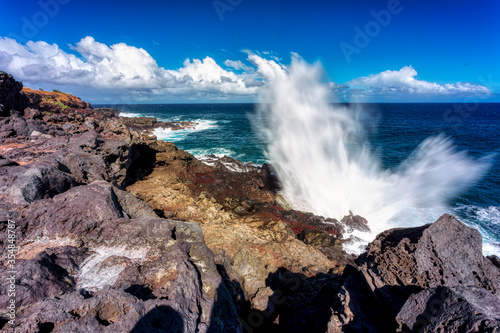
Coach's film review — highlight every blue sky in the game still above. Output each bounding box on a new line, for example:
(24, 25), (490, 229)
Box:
(0, 0), (499, 103)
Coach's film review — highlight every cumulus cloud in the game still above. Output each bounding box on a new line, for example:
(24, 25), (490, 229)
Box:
(224, 59), (254, 72)
(0, 36), (277, 101)
(167, 57), (256, 95)
(246, 51), (286, 81)
(347, 66), (492, 97)
(0, 36), (493, 102)
(0, 38), (91, 85)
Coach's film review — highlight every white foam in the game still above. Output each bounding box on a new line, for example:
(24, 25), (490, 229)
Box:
(119, 111), (144, 118)
(77, 246), (150, 291)
(191, 148), (237, 159)
(255, 58), (492, 255)
(452, 205), (500, 256)
(194, 150), (257, 172)
(153, 119), (218, 142)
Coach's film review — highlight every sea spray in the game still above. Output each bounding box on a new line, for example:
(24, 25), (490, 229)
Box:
(254, 58), (490, 253)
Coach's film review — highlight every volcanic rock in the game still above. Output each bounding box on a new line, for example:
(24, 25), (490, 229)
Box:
(0, 181), (242, 332)
(22, 87), (91, 114)
(396, 286), (500, 333)
(356, 214), (500, 315)
(0, 71), (28, 115)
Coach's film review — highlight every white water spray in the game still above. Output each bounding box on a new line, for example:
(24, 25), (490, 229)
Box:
(255, 59), (490, 253)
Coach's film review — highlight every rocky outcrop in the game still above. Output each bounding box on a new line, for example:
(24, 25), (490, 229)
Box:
(2, 72), (499, 332)
(0, 72), (28, 116)
(358, 214), (499, 310)
(353, 214), (500, 331)
(396, 286), (500, 333)
(0, 77), (244, 332)
(22, 88), (91, 114)
(0, 180), (242, 332)
(121, 116), (198, 133)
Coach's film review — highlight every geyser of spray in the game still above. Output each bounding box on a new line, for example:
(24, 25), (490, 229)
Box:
(255, 58), (490, 253)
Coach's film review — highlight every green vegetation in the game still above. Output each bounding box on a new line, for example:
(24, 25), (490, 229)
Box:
(53, 89), (63, 93)
(55, 101), (69, 110)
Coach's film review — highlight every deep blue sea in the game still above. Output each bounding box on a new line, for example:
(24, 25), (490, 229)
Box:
(97, 103), (500, 255)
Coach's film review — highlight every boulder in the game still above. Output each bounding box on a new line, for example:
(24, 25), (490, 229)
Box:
(0, 71), (28, 115)
(213, 248), (248, 314)
(0, 181), (242, 332)
(4, 162), (76, 205)
(341, 212), (370, 233)
(396, 286), (500, 333)
(327, 265), (396, 333)
(299, 229), (340, 248)
(356, 214), (500, 315)
(0, 247), (87, 311)
(0, 155), (18, 167)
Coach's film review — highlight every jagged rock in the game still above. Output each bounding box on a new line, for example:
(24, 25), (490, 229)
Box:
(127, 145), (349, 313)
(396, 286), (500, 333)
(0, 111), (30, 137)
(44, 132), (130, 187)
(298, 229), (354, 267)
(23, 108), (43, 120)
(0, 71), (28, 115)
(4, 161), (76, 205)
(327, 265), (395, 333)
(22, 87), (91, 113)
(122, 116), (158, 128)
(356, 214), (500, 315)
(251, 269), (341, 333)
(0, 247), (87, 311)
(260, 220), (295, 243)
(93, 108), (121, 119)
(488, 255), (500, 269)
(299, 229), (341, 248)
(213, 248), (248, 314)
(251, 287), (275, 312)
(231, 247), (270, 298)
(0, 181), (242, 332)
(121, 115), (198, 133)
(0, 155), (17, 167)
(341, 212), (370, 233)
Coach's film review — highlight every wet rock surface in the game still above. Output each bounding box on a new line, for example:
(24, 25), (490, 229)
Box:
(1, 73), (499, 332)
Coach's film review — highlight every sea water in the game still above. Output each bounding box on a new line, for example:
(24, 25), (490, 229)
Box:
(97, 80), (499, 256)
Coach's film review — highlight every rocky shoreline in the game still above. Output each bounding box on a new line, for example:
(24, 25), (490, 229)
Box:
(0, 71), (499, 332)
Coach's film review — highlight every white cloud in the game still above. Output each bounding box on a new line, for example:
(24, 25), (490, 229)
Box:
(224, 59), (254, 72)
(0, 38), (91, 85)
(0, 36), (279, 101)
(347, 66), (492, 97)
(0, 36), (493, 102)
(246, 51), (286, 81)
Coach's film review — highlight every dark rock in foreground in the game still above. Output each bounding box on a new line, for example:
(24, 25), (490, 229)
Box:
(396, 286), (500, 333)
(356, 214), (500, 316)
(0, 182), (242, 333)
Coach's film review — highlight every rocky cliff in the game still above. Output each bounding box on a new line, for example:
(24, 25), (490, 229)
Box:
(0, 72), (498, 332)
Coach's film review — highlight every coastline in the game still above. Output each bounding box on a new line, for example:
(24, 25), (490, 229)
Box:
(0, 71), (499, 332)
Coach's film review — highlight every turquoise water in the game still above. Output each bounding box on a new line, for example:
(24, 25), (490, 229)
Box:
(98, 103), (500, 255)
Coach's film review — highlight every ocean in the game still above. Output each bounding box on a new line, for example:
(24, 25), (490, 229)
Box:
(98, 102), (500, 256)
